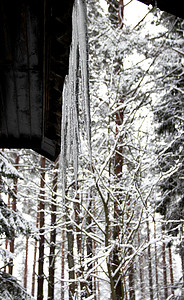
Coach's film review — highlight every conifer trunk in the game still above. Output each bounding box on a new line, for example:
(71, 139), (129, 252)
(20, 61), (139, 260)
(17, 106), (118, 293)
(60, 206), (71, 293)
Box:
(65, 185), (75, 299)
(48, 163), (58, 300)
(146, 218), (153, 300)
(24, 236), (29, 289)
(32, 203), (39, 297)
(37, 156), (46, 300)
(104, 200), (116, 300)
(32, 240), (38, 297)
(138, 231), (145, 298)
(154, 218), (159, 299)
(86, 197), (93, 297)
(74, 189), (87, 297)
(61, 228), (65, 299)
(162, 226), (168, 300)
(168, 244), (174, 296)
(113, 100), (125, 299)
(24, 202), (31, 290)
(118, 0), (124, 28)
(4, 195), (10, 273)
(126, 197), (135, 300)
(67, 229), (75, 299)
(9, 154), (19, 275)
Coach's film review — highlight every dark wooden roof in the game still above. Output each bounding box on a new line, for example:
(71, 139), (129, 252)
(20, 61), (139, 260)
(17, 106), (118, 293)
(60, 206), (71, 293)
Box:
(137, 0), (184, 19)
(0, 0), (74, 161)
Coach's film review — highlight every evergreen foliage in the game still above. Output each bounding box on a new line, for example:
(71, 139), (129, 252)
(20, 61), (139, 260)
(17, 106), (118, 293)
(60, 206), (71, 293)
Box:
(153, 17), (184, 236)
(0, 271), (32, 300)
(0, 198), (35, 239)
(0, 150), (38, 300)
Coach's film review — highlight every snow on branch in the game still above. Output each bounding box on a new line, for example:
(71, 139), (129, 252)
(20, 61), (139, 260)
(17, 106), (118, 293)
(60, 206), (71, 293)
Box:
(0, 151), (22, 179)
(0, 271), (33, 300)
(0, 198), (38, 240)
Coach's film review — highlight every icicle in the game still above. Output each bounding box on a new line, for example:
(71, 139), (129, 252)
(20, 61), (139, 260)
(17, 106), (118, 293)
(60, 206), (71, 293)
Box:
(60, 0), (91, 199)
(60, 79), (68, 199)
(70, 1), (80, 185)
(77, 0), (92, 159)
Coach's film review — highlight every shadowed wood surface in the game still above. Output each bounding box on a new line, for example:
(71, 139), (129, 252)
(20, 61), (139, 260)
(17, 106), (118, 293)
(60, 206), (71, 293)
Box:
(0, 0), (74, 161)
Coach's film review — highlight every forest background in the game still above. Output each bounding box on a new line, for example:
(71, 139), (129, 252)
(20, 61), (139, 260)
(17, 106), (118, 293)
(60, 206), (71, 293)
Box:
(0, 0), (184, 299)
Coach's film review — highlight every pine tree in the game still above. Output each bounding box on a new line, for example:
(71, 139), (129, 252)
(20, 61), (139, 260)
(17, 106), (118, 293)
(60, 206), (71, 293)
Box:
(153, 16), (184, 286)
(0, 149), (36, 299)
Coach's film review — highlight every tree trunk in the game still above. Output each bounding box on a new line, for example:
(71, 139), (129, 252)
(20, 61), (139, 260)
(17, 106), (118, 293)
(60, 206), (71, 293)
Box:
(86, 197), (94, 298)
(168, 244), (174, 296)
(61, 228), (65, 299)
(24, 201), (31, 290)
(37, 156), (46, 300)
(179, 227), (184, 290)
(118, 0), (124, 28)
(67, 229), (75, 299)
(112, 97), (125, 300)
(48, 163), (58, 300)
(162, 226), (168, 300)
(75, 188), (88, 298)
(4, 195), (10, 273)
(32, 203), (39, 297)
(154, 218), (159, 300)
(128, 249), (135, 300)
(74, 187), (84, 296)
(126, 198), (135, 300)
(24, 236), (29, 289)
(138, 231), (145, 298)
(104, 200), (117, 300)
(9, 154), (19, 275)
(146, 218), (154, 300)
(65, 185), (76, 299)
(32, 240), (38, 297)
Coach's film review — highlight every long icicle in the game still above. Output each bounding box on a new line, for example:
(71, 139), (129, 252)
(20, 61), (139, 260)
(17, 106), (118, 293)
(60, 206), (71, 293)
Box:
(61, 0), (91, 198)
(77, 0), (92, 159)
